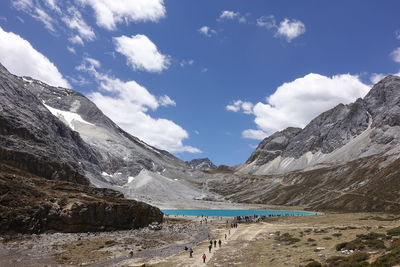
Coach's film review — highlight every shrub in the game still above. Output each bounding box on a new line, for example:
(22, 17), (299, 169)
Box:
(305, 261), (322, 267)
(387, 227), (400, 236)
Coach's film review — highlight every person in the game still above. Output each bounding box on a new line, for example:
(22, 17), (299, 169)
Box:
(208, 244), (212, 253)
(213, 240), (217, 248)
(218, 239), (222, 247)
(189, 248), (193, 258)
(225, 233), (227, 240)
(202, 253), (207, 263)
(129, 251), (133, 258)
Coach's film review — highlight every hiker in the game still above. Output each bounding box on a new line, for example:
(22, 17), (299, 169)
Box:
(213, 240), (217, 248)
(225, 233), (227, 240)
(208, 244), (212, 253)
(209, 240), (213, 246)
(189, 248), (193, 258)
(202, 253), (207, 263)
(218, 239), (222, 247)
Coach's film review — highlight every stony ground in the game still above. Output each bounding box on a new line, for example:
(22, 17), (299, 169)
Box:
(0, 217), (209, 267)
(1, 212), (400, 266)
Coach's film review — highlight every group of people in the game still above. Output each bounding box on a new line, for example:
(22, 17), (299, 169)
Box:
(185, 237), (226, 263)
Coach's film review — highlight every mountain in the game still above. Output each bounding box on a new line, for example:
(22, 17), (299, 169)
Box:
(239, 75), (400, 175)
(0, 63), (164, 233)
(0, 63), (217, 209)
(187, 158), (216, 170)
(207, 75), (400, 212)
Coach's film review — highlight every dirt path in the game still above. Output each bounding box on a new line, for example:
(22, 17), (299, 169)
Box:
(149, 221), (239, 267)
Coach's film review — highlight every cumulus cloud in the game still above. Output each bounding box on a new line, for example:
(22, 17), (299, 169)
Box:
(198, 26), (217, 37)
(77, 59), (199, 153)
(276, 18), (306, 42)
(79, 0), (166, 30)
(228, 73), (370, 140)
(391, 48), (400, 63)
(257, 15), (305, 42)
(218, 10), (246, 23)
(114, 34), (170, 73)
(0, 27), (69, 88)
(226, 100), (254, 114)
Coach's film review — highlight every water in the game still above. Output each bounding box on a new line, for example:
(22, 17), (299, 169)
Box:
(161, 209), (319, 217)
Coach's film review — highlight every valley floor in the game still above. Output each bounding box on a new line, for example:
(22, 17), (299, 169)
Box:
(1, 211), (400, 266)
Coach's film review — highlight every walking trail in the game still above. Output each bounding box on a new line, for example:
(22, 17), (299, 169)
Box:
(148, 220), (240, 267)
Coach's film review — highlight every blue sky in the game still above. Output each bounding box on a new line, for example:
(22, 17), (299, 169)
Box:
(0, 0), (399, 165)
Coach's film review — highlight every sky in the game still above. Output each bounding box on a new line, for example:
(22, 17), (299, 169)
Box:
(0, 0), (400, 166)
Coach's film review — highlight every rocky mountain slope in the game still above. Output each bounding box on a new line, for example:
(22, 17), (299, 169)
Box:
(0, 62), (216, 209)
(207, 75), (400, 212)
(0, 63), (164, 233)
(239, 75), (400, 175)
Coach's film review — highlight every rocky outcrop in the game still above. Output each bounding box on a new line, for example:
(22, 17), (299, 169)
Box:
(187, 158), (216, 170)
(0, 164), (163, 234)
(246, 127), (301, 165)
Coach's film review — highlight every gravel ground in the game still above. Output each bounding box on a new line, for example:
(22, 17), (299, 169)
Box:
(0, 217), (210, 267)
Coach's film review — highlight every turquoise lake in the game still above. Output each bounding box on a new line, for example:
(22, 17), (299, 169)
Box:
(161, 209), (319, 217)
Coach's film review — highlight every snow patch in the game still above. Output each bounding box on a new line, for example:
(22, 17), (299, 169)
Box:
(43, 103), (94, 130)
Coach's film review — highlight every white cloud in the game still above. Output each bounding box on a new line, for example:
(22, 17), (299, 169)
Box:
(158, 95), (176, 107)
(69, 35), (84, 46)
(395, 30), (400, 40)
(79, 0), (166, 30)
(84, 57), (101, 68)
(67, 46), (76, 54)
(276, 18), (306, 42)
(232, 73), (370, 140)
(44, 0), (61, 14)
(219, 10), (246, 23)
(391, 47), (400, 63)
(12, 0), (57, 32)
(201, 68), (208, 73)
(370, 72), (400, 84)
(198, 26), (216, 37)
(114, 34), (170, 73)
(256, 15), (276, 29)
(257, 16), (306, 42)
(226, 100), (254, 114)
(62, 7), (95, 42)
(78, 59), (199, 153)
(0, 27), (69, 88)
(180, 59), (194, 67)
(242, 129), (268, 140)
